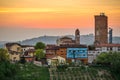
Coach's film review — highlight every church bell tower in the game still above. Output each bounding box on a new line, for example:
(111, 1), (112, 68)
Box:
(75, 29), (80, 44)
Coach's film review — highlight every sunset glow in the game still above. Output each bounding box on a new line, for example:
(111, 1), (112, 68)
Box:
(0, 0), (120, 41)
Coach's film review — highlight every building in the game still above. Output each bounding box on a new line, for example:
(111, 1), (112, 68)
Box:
(56, 45), (67, 59)
(75, 29), (80, 44)
(88, 44), (120, 63)
(94, 13), (108, 45)
(23, 49), (35, 62)
(57, 29), (80, 46)
(66, 45), (88, 64)
(21, 45), (34, 53)
(5, 43), (22, 62)
(5, 43), (35, 62)
(95, 44), (120, 52)
(45, 45), (59, 58)
(56, 37), (75, 46)
(88, 50), (99, 63)
(47, 55), (66, 66)
(46, 44), (88, 64)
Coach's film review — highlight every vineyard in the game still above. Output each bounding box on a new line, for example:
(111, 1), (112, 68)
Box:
(49, 66), (114, 80)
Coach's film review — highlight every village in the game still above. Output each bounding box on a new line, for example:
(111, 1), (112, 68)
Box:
(1, 13), (120, 80)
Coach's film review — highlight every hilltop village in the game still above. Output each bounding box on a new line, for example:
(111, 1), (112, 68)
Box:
(4, 13), (120, 65)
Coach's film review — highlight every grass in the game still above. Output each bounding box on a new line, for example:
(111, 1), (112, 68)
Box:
(9, 63), (117, 80)
(15, 63), (50, 80)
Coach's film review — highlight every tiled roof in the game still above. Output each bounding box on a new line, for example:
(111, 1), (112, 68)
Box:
(24, 49), (35, 53)
(5, 43), (21, 47)
(60, 36), (72, 40)
(5, 43), (21, 50)
(59, 44), (87, 48)
(46, 45), (59, 50)
(96, 44), (120, 47)
(21, 45), (34, 48)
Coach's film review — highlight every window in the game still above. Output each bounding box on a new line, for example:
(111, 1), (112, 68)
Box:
(110, 47), (112, 51)
(118, 47), (120, 51)
(69, 50), (71, 52)
(83, 54), (86, 56)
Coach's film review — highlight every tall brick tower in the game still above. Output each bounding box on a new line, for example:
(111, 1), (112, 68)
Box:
(75, 29), (80, 44)
(94, 13), (108, 45)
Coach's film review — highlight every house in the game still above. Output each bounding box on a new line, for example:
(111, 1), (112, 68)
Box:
(23, 49), (35, 62)
(21, 45), (34, 53)
(46, 44), (88, 64)
(56, 45), (67, 59)
(5, 43), (35, 62)
(66, 44), (88, 64)
(5, 43), (22, 62)
(88, 50), (99, 63)
(88, 44), (120, 63)
(95, 44), (120, 52)
(45, 45), (59, 58)
(46, 55), (66, 66)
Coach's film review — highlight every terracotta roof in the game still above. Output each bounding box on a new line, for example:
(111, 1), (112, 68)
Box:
(96, 44), (120, 47)
(59, 44), (87, 48)
(5, 43), (21, 50)
(46, 45), (59, 50)
(21, 45), (34, 48)
(60, 36), (72, 40)
(24, 49), (35, 53)
(5, 43), (21, 47)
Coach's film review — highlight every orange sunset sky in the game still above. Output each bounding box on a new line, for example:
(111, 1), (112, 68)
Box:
(0, 0), (120, 41)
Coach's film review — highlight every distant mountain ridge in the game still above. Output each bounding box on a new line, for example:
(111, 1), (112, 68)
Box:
(0, 34), (120, 48)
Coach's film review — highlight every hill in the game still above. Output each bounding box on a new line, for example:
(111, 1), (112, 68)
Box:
(0, 34), (120, 48)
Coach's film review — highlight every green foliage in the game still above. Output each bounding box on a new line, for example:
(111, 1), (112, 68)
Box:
(0, 61), (19, 80)
(16, 63), (50, 80)
(57, 64), (68, 71)
(35, 49), (45, 60)
(35, 42), (45, 49)
(0, 48), (9, 62)
(95, 52), (120, 80)
(96, 52), (110, 64)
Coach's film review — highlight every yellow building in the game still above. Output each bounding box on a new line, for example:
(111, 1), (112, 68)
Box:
(5, 43), (22, 62)
(47, 55), (66, 66)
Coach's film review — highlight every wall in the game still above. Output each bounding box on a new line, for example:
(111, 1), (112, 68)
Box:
(67, 48), (87, 58)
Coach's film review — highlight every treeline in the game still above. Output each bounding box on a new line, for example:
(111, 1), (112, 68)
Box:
(0, 48), (19, 80)
(95, 51), (120, 80)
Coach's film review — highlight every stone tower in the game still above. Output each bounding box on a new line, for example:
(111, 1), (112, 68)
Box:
(94, 13), (108, 45)
(75, 29), (80, 44)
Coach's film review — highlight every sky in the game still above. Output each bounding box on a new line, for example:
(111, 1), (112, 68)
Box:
(0, 0), (120, 41)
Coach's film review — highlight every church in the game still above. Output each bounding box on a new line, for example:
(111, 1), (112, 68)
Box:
(46, 29), (88, 64)
(56, 29), (80, 46)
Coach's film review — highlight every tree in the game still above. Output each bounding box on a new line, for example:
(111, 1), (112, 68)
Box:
(35, 49), (45, 60)
(95, 52), (120, 73)
(35, 42), (45, 49)
(0, 49), (19, 80)
(0, 48), (9, 62)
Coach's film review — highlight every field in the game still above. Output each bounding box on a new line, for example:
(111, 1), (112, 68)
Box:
(49, 65), (114, 80)
(12, 63), (116, 80)
(15, 63), (50, 80)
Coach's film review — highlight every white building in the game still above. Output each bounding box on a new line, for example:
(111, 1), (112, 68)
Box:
(88, 44), (120, 63)
(21, 45), (34, 53)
